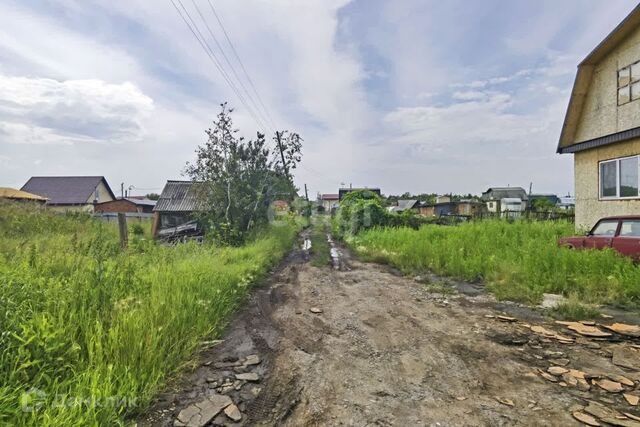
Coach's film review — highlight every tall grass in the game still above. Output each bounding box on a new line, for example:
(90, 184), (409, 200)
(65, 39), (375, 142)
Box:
(0, 202), (299, 426)
(350, 220), (640, 307)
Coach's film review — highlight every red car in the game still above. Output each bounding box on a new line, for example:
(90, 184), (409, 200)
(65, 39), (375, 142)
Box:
(558, 216), (640, 259)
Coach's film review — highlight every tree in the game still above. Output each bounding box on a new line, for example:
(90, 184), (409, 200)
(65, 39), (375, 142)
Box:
(184, 103), (302, 245)
(145, 193), (160, 201)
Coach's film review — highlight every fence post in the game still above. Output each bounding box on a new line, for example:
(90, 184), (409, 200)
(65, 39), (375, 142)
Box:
(117, 213), (128, 249)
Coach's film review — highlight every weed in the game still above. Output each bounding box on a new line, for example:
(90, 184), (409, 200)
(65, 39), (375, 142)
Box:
(349, 220), (640, 307)
(0, 202), (300, 426)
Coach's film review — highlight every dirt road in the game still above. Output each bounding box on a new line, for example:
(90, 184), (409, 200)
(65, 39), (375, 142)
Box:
(140, 229), (640, 427)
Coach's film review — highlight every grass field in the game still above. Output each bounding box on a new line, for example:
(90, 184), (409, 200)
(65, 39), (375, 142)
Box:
(0, 202), (300, 426)
(350, 220), (640, 308)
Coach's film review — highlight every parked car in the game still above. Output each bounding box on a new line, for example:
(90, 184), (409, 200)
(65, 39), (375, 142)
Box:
(558, 216), (640, 259)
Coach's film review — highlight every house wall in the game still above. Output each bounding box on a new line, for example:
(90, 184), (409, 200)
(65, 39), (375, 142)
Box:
(574, 25), (640, 143)
(321, 200), (339, 212)
(95, 200), (142, 213)
(575, 136), (640, 229)
(85, 181), (115, 205)
(418, 206), (435, 217)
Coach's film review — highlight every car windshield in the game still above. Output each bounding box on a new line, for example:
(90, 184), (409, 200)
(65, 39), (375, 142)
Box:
(591, 220), (618, 236)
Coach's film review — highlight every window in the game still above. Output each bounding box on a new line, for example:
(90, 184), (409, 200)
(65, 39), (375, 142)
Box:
(600, 156), (640, 199)
(620, 220), (640, 237)
(618, 61), (640, 105)
(591, 220), (618, 236)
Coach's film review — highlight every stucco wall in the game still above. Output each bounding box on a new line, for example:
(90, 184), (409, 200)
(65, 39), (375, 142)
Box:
(86, 181), (115, 204)
(574, 25), (640, 143)
(575, 137), (640, 229)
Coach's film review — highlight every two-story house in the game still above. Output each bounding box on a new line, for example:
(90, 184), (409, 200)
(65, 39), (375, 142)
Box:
(558, 4), (640, 229)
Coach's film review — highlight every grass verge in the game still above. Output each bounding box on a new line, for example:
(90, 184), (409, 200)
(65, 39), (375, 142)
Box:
(310, 216), (331, 267)
(348, 220), (640, 308)
(0, 202), (300, 426)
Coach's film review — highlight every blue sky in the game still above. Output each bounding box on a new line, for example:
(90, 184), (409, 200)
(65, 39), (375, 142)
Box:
(0, 0), (637, 197)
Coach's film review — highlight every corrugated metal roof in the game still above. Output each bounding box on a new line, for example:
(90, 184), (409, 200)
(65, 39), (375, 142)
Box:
(397, 199), (418, 210)
(124, 197), (156, 207)
(21, 176), (115, 205)
(154, 181), (205, 212)
(0, 187), (48, 201)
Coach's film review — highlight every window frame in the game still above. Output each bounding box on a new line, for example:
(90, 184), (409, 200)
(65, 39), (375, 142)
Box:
(618, 60), (640, 106)
(599, 154), (640, 200)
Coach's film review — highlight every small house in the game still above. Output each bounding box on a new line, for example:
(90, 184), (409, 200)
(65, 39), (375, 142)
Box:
(21, 176), (116, 212)
(152, 181), (205, 237)
(455, 200), (485, 216)
(557, 4), (640, 229)
(482, 187), (528, 213)
(319, 193), (339, 212)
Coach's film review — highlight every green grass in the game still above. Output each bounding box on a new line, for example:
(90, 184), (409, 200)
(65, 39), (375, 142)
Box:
(0, 202), (300, 426)
(349, 220), (640, 307)
(550, 296), (601, 320)
(310, 216), (331, 267)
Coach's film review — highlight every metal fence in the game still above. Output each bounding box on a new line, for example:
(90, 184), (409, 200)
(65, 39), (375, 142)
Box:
(94, 212), (154, 222)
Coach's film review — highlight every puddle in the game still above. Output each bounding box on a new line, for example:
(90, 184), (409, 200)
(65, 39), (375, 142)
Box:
(327, 234), (344, 270)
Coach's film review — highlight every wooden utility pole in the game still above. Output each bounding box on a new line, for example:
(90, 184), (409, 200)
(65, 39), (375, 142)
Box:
(117, 213), (128, 249)
(304, 183), (309, 201)
(275, 131), (289, 179)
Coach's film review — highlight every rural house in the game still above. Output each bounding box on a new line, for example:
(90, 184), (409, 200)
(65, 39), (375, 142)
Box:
(0, 187), (48, 204)
(557, 4), (640, 229)
(389, 199), (420, 213)
(152, 181), (205, 237)
(21, 176), (115, 212)
(319, 193), (339, 212)
(95, 197), (156, 214)
(481, 187), (528, 213)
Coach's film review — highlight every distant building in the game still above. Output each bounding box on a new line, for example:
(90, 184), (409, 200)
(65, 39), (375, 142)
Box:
(558, 196), (576, 210)
(152, 181), (205, 236)
(272, 200), (290, 211)
(557, 5), (640, 229)
(95, 197), (156, 214)
(21, 176), (115, 212)
(0, 187), (48, 204)
(319, 193), (339, 212)
(482, 187), (528, 213)
(338, 187), (381, 201)
(455, 200), (485, 216)
(435, 195), (451, 204)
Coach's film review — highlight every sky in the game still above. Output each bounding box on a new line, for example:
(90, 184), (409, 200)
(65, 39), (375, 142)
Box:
(0, 0), (637, 199)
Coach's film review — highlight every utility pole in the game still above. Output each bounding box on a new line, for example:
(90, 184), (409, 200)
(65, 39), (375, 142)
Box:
(275, 131), (289, 179)
(121, 182), (124, 198)
(304, 183), (309, 201)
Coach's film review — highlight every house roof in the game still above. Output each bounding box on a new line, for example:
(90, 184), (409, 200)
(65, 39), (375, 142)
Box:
(481, 187), (528, 201)
(154, 180), (205, 212)
(558, 4), (640, 153)
(321, 193), (339, 200)
(0, 187), (48, 201)
(397, 199), (418, 210)
(21, 176), (115, 205)
(95, 197), (157, 207)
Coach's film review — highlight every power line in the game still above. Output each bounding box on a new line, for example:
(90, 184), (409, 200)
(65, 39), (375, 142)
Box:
(190, 0), (275, 134)
(170, 0), (269, 132)
(205, 0), (278, 131)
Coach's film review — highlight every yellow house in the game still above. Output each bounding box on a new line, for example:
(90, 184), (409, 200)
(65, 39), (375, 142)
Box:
(558, 4), (640, 229)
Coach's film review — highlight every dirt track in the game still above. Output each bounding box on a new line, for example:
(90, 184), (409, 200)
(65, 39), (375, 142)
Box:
(140, 228), (640, 427)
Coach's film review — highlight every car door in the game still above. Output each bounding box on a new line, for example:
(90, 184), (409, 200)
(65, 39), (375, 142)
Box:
(584, 219), (619, 249)
(612, 219), (640, 258)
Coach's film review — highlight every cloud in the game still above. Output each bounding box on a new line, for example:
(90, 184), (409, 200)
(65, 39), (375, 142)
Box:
(0, 75), (153, 145)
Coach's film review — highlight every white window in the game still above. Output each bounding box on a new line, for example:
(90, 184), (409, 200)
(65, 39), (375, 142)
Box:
(599, 155), (640, 199)
(618, 61), (640, 105)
